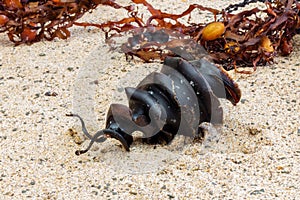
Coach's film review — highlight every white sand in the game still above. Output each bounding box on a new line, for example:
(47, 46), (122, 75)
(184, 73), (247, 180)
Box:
(0, 0), (299, 199)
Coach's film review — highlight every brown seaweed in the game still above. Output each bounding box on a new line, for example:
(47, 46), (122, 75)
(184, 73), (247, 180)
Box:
(75, 0), (300, 71)
(1, 0), (300, 71)
(0, 0), (131, 44)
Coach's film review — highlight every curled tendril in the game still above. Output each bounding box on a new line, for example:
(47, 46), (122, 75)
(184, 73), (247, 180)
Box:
(66, 114), (130, 154)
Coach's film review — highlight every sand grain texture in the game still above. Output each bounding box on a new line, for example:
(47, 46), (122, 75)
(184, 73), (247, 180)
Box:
(0, 0), (299, 199)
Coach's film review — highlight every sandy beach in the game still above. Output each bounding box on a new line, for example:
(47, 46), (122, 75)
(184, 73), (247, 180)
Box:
(0, 0), (299, 199)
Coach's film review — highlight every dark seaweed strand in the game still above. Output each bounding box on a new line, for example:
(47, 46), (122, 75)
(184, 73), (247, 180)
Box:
(66, 113), (106, 154)
(224, 0), (269, 13)
(66, 113), (130, 154)
(75, 128), (130, 155)
(66, 114), (94, 140)
(75, 130), (107, 155)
